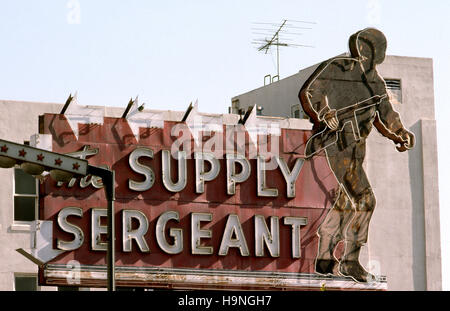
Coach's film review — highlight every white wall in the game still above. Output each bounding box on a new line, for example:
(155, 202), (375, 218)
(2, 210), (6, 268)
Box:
(0, 100), (61, 290)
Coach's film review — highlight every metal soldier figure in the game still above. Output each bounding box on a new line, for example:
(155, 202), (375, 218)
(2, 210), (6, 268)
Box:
(299, 28), (415, 282)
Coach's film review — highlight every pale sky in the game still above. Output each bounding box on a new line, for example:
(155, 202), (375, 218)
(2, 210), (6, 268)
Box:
(0, 0), (449, 289)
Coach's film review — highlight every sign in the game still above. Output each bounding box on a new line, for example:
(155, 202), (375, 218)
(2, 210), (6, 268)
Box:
(36, 111), (361, 290)
(299, 27), (414, 283)
(31, 27), (414, 291)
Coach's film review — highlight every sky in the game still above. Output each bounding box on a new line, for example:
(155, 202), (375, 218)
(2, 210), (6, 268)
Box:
(0, 0), (449, 289)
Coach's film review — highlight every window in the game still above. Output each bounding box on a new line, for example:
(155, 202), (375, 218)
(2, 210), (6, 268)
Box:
(14, 274), (38, 291)
(14, 168), (38, 222)
(385, 78), (402, 104)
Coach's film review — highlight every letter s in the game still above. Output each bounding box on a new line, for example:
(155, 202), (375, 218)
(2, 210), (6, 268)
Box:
(128, 147), (155, 192)
(57, 207), (84, 251)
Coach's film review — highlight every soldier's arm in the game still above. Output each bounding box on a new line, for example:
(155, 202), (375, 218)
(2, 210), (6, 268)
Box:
(299, 80), (324, 123)
(299, 61), (338, 129)
(374, 92), (415, 152)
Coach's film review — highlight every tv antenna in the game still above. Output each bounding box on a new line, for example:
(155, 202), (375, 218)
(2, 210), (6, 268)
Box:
(252, 19), (315, 84)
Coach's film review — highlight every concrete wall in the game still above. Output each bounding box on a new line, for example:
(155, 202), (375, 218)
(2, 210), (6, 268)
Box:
(231, 55), (442, 290)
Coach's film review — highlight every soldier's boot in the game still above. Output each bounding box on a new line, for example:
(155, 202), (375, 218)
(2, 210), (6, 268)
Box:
(315, 234), (339, 276)
(315, 259), (339, 275)
(339, 241), (375, 283)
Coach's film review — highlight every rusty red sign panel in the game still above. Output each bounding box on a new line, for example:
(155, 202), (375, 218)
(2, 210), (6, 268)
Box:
(38, 113), (343, 289)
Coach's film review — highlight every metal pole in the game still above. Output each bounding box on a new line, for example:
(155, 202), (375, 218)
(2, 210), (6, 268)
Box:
(106, 170), (115, 291)
(277, 33), (280, 78)
(88, 166), (115, 291)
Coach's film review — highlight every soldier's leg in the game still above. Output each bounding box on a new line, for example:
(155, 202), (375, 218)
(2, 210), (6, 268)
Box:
(343, 187), (376, 258)
(317, 188), (351, 257)
(315, 145), (355, 275)
(339, 156), (376, 282)
(316, 188), (354, 275)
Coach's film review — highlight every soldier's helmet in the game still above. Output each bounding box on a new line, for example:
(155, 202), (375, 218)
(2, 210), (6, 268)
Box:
(349, 28), (387, 65)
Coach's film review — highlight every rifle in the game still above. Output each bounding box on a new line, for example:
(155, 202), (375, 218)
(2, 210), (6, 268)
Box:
(305, 94), (387, 158)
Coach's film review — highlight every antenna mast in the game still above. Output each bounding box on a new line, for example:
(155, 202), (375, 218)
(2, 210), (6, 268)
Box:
(252, 19), (315, 84)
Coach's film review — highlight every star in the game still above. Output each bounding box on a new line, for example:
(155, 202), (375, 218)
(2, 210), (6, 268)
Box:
(36, 154), (45, 161)
(0, 145), (8, 153)
(72, 162), (80, 170)
(54, 158), (63, 166)
(18, 149), (27, 157)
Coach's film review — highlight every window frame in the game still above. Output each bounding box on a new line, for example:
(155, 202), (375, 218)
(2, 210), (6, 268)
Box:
(14, 273), (39, 291)
(11, 167), (38, 231)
